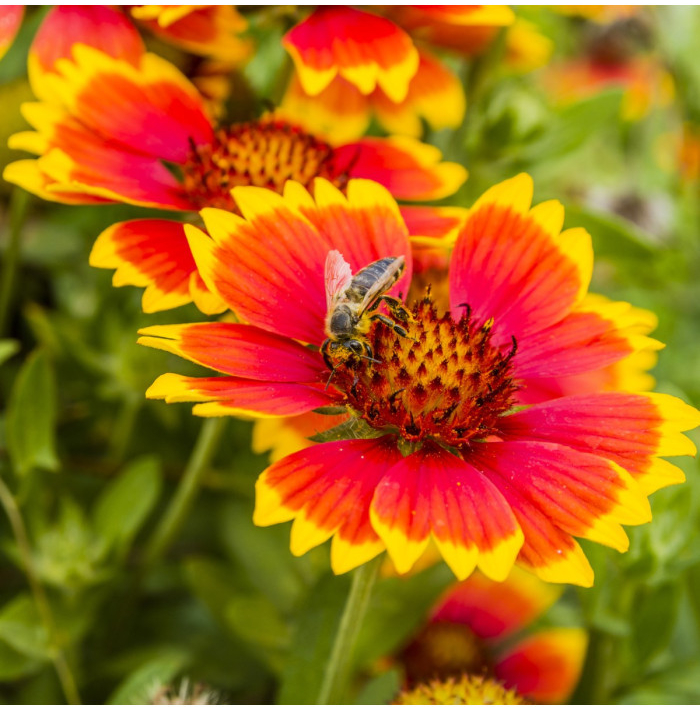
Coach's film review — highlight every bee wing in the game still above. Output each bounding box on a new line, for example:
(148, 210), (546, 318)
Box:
(356, 255), (406, 313)
(325, 250), (353, 310)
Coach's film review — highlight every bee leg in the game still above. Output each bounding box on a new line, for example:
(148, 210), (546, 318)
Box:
(321, 338), (334, 371)
(379, 295), (413, 323)
(371, 313), (416, 343)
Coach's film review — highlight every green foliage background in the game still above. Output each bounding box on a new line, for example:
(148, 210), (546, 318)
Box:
(1, 6), (700, 704)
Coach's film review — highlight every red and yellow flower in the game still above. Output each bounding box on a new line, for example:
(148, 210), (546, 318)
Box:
(128, 5), (252, 63)
(140, 174), (700, 586)
(280, 5), (514, 141)
(0, 6), (24, 62)
(4, 6), (466, 314)
(398, 567), (586, 703)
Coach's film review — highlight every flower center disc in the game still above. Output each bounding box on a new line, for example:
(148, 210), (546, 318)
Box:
(183, 119), (351, 210)
(331, 298), (518, 449)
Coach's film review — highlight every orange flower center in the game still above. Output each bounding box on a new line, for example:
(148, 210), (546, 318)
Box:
(400, 621), (491, 684)
(331, 298), (518, 449)
(182, 119), (351, 210)
(392, 674), (527, 705)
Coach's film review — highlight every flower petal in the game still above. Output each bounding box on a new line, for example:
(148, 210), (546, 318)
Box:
(146, 374), (336, 418)
(431, 567), (561, 642)
(283, 7), (419, 101)
(502, 392), (700, 495)
(187, 179), (411, 345)
(336, 136), (467, 201)
(370, 444), (523, 580)
(279, 72), (371, 144)
(90, 219), (225, 314)
(372, 50), (466, 138)
(252, 411), (351, 462)
(450, 175), (594, 349)
(41, 46), (213, 162)
(496, 628), (587, 703)
(131, 5), (252, 63)
(254, 436), (403, 571)
(28, 6), (143, 98)
(473, 439), (653, 584)
(138, 322), (327, 382)
(0, 6), (24, 62)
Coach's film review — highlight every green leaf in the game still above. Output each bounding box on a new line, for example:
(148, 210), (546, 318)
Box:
(106, 648), (189, 705)
(277, 573), (351, 704)
(0, 639), (43, 681)
(0, 339), (20, 367)
(225, 595), (291, 672)
(0, 595), (50, 660)
(355, 669), (401, 705)
(631, 583), (681, 668)
(92, 456), (162, 557)
(5, 349), (59, 476)
(219, 500), (308, 613)
(355, 564), (453, 664)
(519, 90), (623, 162)
(564, 206), (658, 262)
(183, 557), (243, 624)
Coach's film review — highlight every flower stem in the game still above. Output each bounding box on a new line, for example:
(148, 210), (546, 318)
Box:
(143, 417), (227, 565)
(0, 189), (30, 337)
(317, 554), (383, 705)
(0, 477), (81, 704)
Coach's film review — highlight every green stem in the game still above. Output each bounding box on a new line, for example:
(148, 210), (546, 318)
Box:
(0, 477), (81, 704)
(317, 555), (382, 705)
(0, 189), (30, 337)
(143, 417), (227, 565)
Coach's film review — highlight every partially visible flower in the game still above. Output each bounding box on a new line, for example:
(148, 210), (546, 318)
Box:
(5, 6), (465, 314)
(505, 18), (554, 74)
(129, 5), (252, 63)
(0, 6), (23, 62)
(280, 5), (514, 140)
(393, 674), (527, 705)
(151, 679), (218, 705)
(657, 122), (700, 184)
(141, 175), (700, 585)
(398, 568), (586, 703)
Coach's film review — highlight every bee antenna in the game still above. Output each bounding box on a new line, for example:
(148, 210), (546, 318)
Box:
(360, 354), (382, 364)
(324, 367), (337, 391)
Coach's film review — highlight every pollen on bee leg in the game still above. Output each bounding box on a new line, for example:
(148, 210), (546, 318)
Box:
(330, 298), (519, 449)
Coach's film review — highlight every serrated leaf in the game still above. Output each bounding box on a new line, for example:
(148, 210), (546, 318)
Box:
(5, 349), (59, 476)
(277, 573), (351, 704)
(0, 595), (50, 660)
(106, 649), (189, 705)
(309, 417), (383, 443)
(0, 339), (20, 367)
(92, 456), (162, 557)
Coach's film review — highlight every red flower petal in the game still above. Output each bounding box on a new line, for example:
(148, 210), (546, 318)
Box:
(283, 7), (419, 101)
(431, 568), (560, 642)
(450, 175), (592, 349)
(496, 628), (587, 703)
(502, 392), (700, 494)
(335, 136), (467, 201)
(473, 439), (653, 585)
(254, 436), (403, 573)
(187, 179), (411, 345)
(29, 6), (143, 91)
(146, 374), (336, 418)
(0, 6), (24, 62)
(370, 444), (523, 580)
(138, 322), (328, 383)
(89, 219), (225, 313)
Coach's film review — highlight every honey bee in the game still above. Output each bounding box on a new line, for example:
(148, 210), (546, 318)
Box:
(321, 250), (412, 369)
